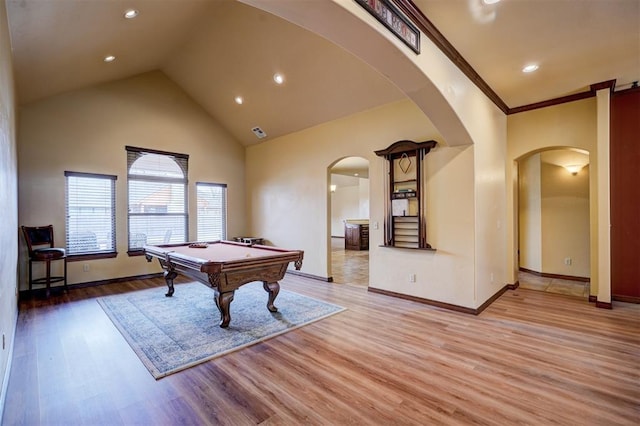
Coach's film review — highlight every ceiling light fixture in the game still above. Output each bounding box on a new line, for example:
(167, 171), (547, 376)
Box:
(522, 64), (539, 73)
(483, 0), (501, 4)
(564, 164), (584, 176)
(234, 96), (244, 105)
(124, 9), (139, 19)
(103, 55), (116, 63)
(273, 73), (285, 85)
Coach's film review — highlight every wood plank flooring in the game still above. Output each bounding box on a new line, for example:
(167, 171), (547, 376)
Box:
(3, 274), (639, 425)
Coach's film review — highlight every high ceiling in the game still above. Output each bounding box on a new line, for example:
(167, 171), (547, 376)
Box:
(6, 0), (639, 147)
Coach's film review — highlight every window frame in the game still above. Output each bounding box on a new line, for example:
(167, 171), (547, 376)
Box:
(126, 146), (189, 256)
(196, 181), (228, 242)
(64, 171), (118, 261)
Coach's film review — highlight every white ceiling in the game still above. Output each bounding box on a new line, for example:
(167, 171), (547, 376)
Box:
(6, 0), (639, 147)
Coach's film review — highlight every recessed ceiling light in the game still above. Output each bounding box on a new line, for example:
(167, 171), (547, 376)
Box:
(103, 55), (116, 63)
(483, 0), (501, 4)
(234, 96), (244, 105)
(522, 64), (539, 73)
(273, 73), (285, 85)
(124, 9), (139, 19)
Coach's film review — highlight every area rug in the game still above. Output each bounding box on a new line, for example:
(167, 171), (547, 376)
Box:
(97, 281), (345, 379)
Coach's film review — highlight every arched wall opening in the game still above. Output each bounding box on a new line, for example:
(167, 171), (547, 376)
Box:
(242, 0), (508, 309)
(507, 97), (600, 301)
(516, 147), (591, 298)
(328, 156), (370, 286)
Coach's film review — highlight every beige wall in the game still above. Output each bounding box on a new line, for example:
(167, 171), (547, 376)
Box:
(246, 99), (439, 269)
(541, 162), (590, 277)
(331, 184), (358, 237)
(247, 99), (499, 309)
(519, 154), (542, 271)
(17, 71), (246, 289)
(507, 98), (598, 292)
(330, 176), (368, 237)
(595, 89), (611, 303)
(0, 0), (19, 414)
(246, 100), (436, 277)
(471, 101), (508, 304)
(358, 178), (369, 219)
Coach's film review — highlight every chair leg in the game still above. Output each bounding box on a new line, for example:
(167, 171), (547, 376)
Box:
(45, 260), (51, 299)
(63, 258), (68, 293)
(28, 259), (33, 294)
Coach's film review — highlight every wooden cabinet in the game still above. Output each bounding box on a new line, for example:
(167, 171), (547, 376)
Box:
(344, 221), (369, 250)
(375, 140), (437, 249)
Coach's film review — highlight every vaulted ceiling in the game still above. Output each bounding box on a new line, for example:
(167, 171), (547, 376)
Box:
(6, 0), (639, 146)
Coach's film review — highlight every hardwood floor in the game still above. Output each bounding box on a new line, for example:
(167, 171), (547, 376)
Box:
(3, 274), (639, 425)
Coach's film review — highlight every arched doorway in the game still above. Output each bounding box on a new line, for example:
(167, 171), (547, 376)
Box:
(517, 148), (591, 298)
(328, 156), (370, 286)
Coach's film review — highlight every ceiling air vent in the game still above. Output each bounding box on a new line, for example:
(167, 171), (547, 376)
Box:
(251, 127), (267, 139)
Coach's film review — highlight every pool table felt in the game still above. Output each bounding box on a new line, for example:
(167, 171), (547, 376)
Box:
(151, 242), (301, 265)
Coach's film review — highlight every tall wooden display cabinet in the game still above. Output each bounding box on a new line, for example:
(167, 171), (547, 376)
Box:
(375, 139), (437, 249)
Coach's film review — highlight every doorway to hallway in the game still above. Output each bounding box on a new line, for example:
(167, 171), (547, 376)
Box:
(328, 156), (370, 286)
(517, 148), (591, 300)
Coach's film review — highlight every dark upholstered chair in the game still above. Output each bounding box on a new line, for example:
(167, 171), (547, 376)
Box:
(21, 225), (67, 298)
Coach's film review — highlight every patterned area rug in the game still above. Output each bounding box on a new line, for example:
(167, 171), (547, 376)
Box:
(98, 281), (345, 379)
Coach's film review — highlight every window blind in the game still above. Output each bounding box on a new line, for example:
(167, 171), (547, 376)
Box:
(65, 171), (117, 256)
(196, 182), (227, 241)
(126, 146), (188, 252)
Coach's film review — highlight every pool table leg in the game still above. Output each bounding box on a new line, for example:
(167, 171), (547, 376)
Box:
(263, 281), (280, 312)
(214, 290), (234, 328)
(164, 270), (178, 297)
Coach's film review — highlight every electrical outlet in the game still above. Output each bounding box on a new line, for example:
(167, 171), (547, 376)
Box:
(409, 273), (416, 283)
(373, 222), (379, 230)
(83, 263), (90, 272)
(490, 273), (494, 283)
(564, 257), (572, 266)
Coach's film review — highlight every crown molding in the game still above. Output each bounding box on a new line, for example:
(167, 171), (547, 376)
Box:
(392, 1), (621, 116)
(392, 0), (509, 114)
(509, 79), (616, 114)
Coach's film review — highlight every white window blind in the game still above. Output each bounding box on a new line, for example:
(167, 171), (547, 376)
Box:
(65, 171), (117, 256)
(126, 146), (188, 252)
(197, 182), (227, 241)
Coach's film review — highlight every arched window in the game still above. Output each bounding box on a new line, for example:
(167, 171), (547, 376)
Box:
(126, 146), (188, 254)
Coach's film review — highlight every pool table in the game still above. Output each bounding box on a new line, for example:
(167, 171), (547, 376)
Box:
(143, 240), (304, 328)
